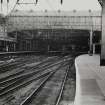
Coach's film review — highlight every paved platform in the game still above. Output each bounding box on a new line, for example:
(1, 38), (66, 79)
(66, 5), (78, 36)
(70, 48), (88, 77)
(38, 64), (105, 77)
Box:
(74, 54), (105, 105)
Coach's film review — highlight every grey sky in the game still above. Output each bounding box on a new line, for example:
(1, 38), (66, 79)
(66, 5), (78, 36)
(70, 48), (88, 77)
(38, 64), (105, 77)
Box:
(0, 0), (101, 15)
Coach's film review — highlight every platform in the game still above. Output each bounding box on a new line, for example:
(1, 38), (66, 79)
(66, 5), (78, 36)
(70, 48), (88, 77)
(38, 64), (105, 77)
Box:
(74, 54), (105, 105)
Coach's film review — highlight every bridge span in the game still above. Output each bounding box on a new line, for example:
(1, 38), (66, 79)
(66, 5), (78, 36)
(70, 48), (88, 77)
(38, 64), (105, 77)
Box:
(6, 11), (101, 32)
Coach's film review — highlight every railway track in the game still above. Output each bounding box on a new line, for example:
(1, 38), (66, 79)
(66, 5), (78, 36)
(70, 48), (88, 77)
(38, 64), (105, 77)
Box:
(55, 65), (69, 105)
(58, 63), (76, 105)
(0, 55), (46, 73)
(0, 56), (60, 85)
(19, 59), (72, 105)
(0, 56), (59, 80)
(0, 59), (65, 95)
(0, 55), (73, 105)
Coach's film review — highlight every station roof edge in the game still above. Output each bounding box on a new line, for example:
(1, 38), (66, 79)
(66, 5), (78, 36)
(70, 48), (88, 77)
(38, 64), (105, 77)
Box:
(7, 10), (101, 17)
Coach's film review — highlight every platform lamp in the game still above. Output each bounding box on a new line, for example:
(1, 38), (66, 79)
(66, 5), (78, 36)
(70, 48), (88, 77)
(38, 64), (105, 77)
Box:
(89, 9), (93, 56)
(7, 0), (9, 14)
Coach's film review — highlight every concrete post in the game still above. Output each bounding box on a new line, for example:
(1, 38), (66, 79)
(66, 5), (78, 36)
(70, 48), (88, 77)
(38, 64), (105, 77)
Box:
(88, 10), (93, 55)
(48, 45), (50, 52)
(100, 1), (105, 65)
(13, 43), (16, 52)
(89, 30), (93, 55)
(62, 45), (65, 54)
(93, 44), (95, 54)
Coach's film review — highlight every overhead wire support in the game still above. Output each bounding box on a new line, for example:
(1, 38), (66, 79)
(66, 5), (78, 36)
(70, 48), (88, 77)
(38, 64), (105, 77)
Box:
(17, 3), (37, 5)
(7, 0), (39, 16)
(17, 0), (38, 5)
(0, 0), (9, 14)
(1, 0), (3, 12)
(1, 0), (64, 15)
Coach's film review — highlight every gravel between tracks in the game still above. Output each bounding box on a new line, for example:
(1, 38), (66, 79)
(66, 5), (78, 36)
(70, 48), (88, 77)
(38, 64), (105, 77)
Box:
(27, 65), (68, 105)
(0, 56), (75, 105)
(0, 62), (61, 105)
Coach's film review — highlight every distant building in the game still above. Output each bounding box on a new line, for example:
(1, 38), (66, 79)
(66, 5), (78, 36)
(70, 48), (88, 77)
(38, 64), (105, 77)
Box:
(5, 10), (101, 53)
(0, 14), (16, 52)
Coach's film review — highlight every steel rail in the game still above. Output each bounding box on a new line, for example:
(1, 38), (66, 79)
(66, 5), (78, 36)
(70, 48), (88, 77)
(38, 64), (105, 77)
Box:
(0, 56), (58, 82)
(0, 59), (67, 94)
(0, 62), (61, 93)
(0, 58), (62, 86)
(0, 58), (36, 73)
(0, 56), (70, 84)
(0, 60), (67, 96)
(19, 63), (66, 105)
(0, 69), (24, 82)
(55, 65), (69, 105)
(0, 57), (71, 96)
(20, 71), (55, 105)
(0, 55), (45, 70)
(20, 61), (70, 105)
(0, 70), (52, 97)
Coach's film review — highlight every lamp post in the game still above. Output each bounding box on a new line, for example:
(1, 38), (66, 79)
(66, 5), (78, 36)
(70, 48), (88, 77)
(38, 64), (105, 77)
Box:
(89, 9), (93, 55)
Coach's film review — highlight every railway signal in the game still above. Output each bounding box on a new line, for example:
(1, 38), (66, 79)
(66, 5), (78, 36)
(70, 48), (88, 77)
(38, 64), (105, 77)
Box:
(61, 0), (63, 4)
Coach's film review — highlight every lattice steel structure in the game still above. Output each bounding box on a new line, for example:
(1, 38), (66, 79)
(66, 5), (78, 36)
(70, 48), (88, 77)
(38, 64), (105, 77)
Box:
(6, 11), (101, 32)
(3, 11), (101, 52)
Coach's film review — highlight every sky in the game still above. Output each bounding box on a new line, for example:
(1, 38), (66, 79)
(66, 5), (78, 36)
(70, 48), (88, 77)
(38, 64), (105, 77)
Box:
(0, 0), (101, 15)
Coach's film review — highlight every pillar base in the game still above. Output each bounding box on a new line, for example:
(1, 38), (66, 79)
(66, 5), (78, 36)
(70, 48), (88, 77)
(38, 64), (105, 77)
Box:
(88, 50), (93, 56)
(100, 59), (105, 66)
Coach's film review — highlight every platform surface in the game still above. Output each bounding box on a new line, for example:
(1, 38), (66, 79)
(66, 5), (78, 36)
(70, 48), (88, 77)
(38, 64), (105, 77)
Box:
(74, 54), (105, 105)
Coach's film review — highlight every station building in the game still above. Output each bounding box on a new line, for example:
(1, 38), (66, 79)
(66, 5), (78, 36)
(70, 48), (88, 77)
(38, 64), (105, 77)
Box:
(0, 14), (16, 52)
(0, 10), (102, 54)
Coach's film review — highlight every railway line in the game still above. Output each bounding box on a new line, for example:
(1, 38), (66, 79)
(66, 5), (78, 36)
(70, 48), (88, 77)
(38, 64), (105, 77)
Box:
(0, 58), (65, 94)
(0, 55), (75, 105)
(0, 55), (46, 73)
(0, 56), (59, 84)
(20, 62), (70, 105)
(0, 56), (58, 79)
